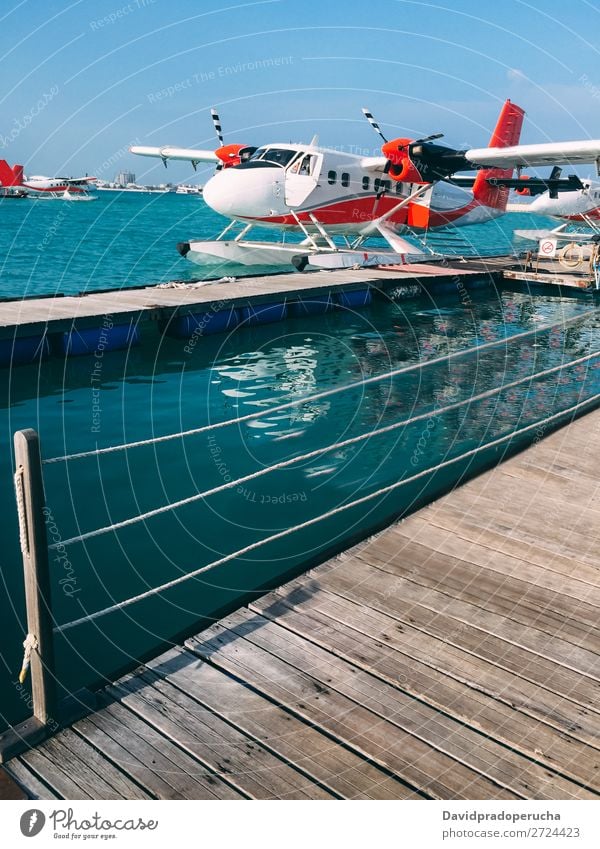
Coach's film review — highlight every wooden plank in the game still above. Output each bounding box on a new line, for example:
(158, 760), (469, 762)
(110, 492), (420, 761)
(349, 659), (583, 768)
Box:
(44, 730), (151, 799)
(186, 614), (520, 800)
(350, 548), (600, 670)
(438, 485), (600, 569)
(232, 606), (596, 799)
(428, 498), (600, 574)
(108, 673), (334, 799)
(395, 513), (600, 595)
(302, 566), (600, 718)
(317, 557), (600, 687)
(250, 585), (600, 793)
(143, 647), (418, 800)
(5, 760), (58, 800)
(421, 503), (600, 586)
(20, 747), (94, 799)
(79, 700), (243, 800)
(32, 735), (137, 800)
(0, 765), (26, 799)
(359, 532), (600, 644)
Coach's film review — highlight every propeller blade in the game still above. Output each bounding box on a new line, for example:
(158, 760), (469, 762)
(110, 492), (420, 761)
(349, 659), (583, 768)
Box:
(210, 108), (224, 146)
(413, 133), (444, 145)
(362, 108), (388, 143)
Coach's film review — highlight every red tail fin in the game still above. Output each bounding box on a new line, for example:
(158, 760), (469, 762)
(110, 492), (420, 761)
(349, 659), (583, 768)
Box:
(0, 160), (24, 187)
(472, 100), (525, 211)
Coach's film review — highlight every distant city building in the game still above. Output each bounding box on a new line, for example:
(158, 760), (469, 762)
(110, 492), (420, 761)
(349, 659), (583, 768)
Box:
(115, 170), (135, 186)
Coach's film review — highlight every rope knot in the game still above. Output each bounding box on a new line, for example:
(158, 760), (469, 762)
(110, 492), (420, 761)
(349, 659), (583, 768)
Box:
(19, 633), (38, 684)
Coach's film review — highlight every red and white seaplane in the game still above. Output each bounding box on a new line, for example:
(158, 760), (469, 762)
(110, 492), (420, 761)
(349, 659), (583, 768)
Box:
(0, 160), (96, 200)
(131, 100), (600, 270)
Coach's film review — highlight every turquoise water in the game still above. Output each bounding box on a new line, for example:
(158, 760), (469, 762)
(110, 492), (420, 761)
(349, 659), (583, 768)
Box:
(1, 193), (598, 731)
(0, 191), (547, 297)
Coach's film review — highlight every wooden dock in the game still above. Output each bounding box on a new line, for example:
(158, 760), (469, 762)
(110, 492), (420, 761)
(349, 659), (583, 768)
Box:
(4, 406), (600, 800)
(0, 256), (512, 340)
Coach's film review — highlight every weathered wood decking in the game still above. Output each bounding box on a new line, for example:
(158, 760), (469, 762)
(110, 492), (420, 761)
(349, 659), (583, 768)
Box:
(5, 407), (600, 800)
(0, 256), (511, 339)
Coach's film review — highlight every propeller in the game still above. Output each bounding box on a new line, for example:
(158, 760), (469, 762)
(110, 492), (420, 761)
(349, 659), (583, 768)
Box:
(211, 108), (224, 146)
(362, 108), (451, 180)
(361, 108), (388, 143)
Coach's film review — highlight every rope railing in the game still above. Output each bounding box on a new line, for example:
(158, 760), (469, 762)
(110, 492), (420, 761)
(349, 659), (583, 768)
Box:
(41, 309), (599, 465)
(53, 389), (600, 634)
(46, 348), (600, 552)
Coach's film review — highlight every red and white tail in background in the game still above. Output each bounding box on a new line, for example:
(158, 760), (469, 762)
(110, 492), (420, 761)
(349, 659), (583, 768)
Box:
(0, 160), (24, 187)
(472, 100), (525, 211)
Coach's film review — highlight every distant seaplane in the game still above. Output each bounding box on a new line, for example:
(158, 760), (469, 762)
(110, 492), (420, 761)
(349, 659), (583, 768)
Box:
(130, 99), (600, 270)
(507, 173), (600, 222)
(0, 160), (96, 199)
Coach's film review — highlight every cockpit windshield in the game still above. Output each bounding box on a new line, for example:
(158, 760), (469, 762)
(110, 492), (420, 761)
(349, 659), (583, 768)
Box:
(248, 147), (299, 168)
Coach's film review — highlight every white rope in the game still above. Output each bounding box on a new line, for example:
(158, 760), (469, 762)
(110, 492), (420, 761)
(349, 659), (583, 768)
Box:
(42, 309), (598, 465)
(47, 349), (600, 551)
(54, 390), (600, 634)
(19, 633), (38, 684)
(14, 467), (29, 557)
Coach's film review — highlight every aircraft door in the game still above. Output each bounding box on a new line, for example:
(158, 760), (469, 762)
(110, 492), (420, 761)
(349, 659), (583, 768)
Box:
(284, 153), (321, 207)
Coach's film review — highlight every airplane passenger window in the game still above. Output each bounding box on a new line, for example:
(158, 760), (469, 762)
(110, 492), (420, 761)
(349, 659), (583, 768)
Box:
(341, 172), (350, 187)
(328, 170), (337, 184)
(362, 176), (370, 191)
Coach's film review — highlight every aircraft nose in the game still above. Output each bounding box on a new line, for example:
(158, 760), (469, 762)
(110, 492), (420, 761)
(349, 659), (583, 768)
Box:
(202, 167), (286, 218)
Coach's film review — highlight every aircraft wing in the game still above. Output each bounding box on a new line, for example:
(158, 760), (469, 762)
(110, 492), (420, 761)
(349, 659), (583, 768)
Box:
(130, 145), (218, 164)
(58, 176), (97, 184)
(465, 140), (600, 169)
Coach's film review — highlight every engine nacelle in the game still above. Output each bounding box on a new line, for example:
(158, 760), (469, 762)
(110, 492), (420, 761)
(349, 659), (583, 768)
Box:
(215, 143), (256, 168)
(381, 138), (428, 183)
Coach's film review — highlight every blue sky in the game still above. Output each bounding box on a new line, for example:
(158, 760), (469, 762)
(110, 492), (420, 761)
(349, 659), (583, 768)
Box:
(1, 0), (600, 181)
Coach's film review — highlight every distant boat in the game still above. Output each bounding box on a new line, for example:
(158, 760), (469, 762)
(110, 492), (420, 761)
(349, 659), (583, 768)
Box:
(175, 184), (203, 195)
(0, 187), (28, 199)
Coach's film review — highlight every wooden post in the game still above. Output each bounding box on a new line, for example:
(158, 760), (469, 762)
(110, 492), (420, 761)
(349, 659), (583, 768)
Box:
(13, 428), (56, 726)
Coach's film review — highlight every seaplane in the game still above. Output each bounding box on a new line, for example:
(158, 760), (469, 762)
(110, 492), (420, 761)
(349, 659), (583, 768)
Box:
(507, 173), (600, 222)
(0, 160), (97, 200)
(130, 100), (600, 271)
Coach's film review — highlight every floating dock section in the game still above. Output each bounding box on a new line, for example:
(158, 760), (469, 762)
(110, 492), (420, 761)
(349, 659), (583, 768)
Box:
(0, 257), (512, 366)
(5, 408), (600, 800)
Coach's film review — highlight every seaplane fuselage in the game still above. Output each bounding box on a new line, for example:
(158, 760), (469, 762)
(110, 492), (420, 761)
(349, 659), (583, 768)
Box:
(201, 143), (502, 233)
